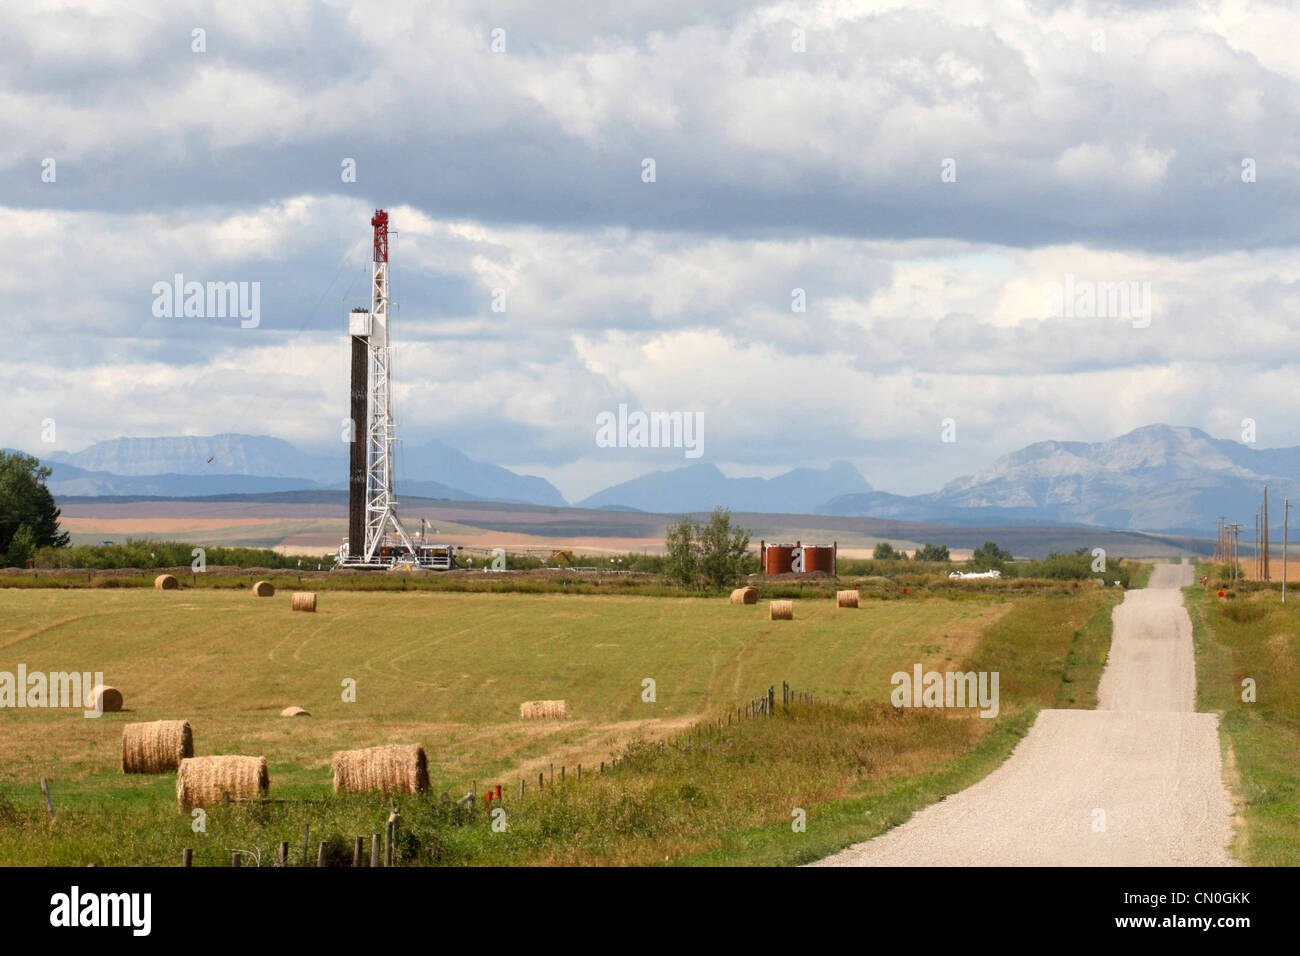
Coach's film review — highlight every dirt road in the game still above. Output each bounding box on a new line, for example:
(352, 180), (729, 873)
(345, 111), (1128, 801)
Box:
(812, 561), (1236, 866)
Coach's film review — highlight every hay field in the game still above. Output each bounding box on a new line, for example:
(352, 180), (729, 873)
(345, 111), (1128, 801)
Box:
(0, 583), (1126, 866)
(1235, 556), (1300, 583)
(0, 588), (1008, 797)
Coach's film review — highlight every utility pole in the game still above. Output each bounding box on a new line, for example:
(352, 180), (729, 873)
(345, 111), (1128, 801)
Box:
(1237, 523), (1243, 583)
(1284, 499), (1290, 604)
(1227, 523), (1242, 583)
(1248, 509), (1258, 582)
(1264, 486), (1270, 581)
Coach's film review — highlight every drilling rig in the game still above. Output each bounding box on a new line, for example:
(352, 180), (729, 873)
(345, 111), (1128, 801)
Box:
(335, 209), (453, 570)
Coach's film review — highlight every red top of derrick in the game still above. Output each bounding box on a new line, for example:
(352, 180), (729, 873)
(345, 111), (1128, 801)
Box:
(371, 209), (389, 263)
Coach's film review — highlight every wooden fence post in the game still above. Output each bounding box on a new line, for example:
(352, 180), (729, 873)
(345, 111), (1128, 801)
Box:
(40, 778), (54, 820)
(371, 833), (381, 867)
(278, 841), (289, 866)
(317, 841), (327, 867)
(182, 848), (192, 867)
(386, 821), (395, 867)
(232, 851), (242, 868)
(539, 771), (544, 790)
(303, 823), (311, 867)
(354, 836), (364, 867)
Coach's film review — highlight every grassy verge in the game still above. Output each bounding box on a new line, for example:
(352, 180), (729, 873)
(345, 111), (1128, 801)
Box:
(1, 565), (1130, 602)
(0, 589), (1119, 865)
(678, 710), (1037, 866)
(1186, 569), (1300, 864)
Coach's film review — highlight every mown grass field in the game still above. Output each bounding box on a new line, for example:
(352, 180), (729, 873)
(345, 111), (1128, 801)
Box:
(0, 583), (1121, 865)
(1187, 571), (1300, 864)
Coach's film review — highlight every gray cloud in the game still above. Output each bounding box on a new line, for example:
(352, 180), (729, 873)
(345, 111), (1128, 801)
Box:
(4, 2), (1298, 249)
(2, 1), (1299, 500)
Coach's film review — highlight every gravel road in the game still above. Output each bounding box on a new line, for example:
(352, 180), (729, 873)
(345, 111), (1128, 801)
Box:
(811, 560), (1236, 866)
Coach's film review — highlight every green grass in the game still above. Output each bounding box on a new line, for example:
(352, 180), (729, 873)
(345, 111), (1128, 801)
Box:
(1186, 570), (1300, 865)
(676, 710), (1038, 866)
(0, 586), (1119, 865)
(0, 587), (1008, 740)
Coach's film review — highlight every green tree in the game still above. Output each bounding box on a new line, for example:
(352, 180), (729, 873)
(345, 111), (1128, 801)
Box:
(914, 543), (950, 562)
(0, 452), (68, 566)
(5, 524), (37, 567)
(664, 515), (697, 587)
(663, 508), (752, 589)
(873, 541), (901, 560)
(696, 507), (751, 589)
(971, 540), (1013, 569)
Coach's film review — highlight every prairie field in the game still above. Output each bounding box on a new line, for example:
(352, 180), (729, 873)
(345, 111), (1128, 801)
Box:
(0, 584), (1120, 865)
(1235, 556), (1300, 583)
(1187, 573), (1300, 864)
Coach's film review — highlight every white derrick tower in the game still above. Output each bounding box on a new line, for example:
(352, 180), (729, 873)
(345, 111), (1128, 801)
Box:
(353, 209), (416, 563)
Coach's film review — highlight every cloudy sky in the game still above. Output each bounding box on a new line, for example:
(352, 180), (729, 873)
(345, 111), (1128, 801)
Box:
(4, 0), (1299, 501)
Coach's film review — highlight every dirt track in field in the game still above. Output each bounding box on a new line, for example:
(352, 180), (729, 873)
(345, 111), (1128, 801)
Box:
(812, 560), (1237, 866)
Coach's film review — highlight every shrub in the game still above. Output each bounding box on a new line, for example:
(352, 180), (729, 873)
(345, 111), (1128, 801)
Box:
(1220, 601), (1266, 624)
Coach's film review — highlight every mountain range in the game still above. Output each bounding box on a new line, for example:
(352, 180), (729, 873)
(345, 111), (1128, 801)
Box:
(17, 424), (1296, 534)
(578, 461), (872, 514)
(38, 435), (565, 507)
(818, 424), (1295, 534)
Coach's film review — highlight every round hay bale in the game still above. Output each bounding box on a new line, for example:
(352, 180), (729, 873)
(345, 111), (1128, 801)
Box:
(154, 574), (178, 590)
(176, 755), (269, 811)
(331, 744), (429, 794)
(280, 706), (310, 717)
(769, 600), (794, 621)
(291, 591), (316, 612)
(122, 720), (193, 773)
(729, 586), (759, 605)
(837, 589), (860, 608)
(519, 699), (568, 720)
(252, 580), (275, 597)
(86, 685), (123, 713)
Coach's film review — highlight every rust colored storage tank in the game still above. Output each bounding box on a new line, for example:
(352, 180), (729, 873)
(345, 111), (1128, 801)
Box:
(763, 544), (796, 575)
(802, 545), (836, 574)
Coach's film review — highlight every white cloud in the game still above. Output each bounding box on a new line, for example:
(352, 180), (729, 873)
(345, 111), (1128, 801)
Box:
(1, 1), (1298, 502)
